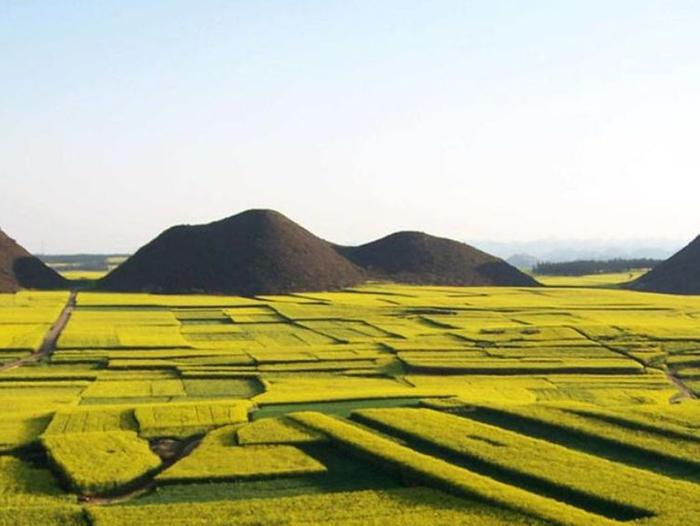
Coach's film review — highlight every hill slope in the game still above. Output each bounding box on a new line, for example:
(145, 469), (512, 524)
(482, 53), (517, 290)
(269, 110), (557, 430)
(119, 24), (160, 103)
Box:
(629, 235), (700, 294)
(0, 229), (68, 292)
(338, 231), (539, 287)
(99, 210), (366, 295)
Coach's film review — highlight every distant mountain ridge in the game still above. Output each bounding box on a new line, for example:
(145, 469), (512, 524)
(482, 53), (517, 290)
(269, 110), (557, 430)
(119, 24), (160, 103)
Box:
(473, 238), (683, 263)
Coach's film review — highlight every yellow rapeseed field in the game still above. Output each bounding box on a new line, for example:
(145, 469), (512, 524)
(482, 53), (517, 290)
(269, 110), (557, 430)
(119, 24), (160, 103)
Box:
(1, 281), (699, 524)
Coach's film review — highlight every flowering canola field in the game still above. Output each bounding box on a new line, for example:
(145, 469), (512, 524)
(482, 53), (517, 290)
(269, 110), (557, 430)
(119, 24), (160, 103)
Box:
(1, 282), (699, 525)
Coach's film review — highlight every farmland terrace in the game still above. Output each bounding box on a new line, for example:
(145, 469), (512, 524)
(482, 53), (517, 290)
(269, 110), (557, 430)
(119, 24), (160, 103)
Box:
(1, 281), (700, 525)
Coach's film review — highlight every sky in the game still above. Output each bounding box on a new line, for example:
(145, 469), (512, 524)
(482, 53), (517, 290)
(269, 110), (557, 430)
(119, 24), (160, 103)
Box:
(1, 1), (699, 253)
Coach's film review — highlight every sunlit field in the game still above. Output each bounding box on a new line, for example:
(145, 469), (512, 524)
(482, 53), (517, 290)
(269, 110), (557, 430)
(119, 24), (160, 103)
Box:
(58, 271), (110, 281)
(1, 282), (700, 525)
(535, 271), (646, 288)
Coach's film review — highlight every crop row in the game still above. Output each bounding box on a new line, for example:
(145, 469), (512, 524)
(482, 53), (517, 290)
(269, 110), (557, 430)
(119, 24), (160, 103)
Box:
(353, 407), (700, 523)
(88, 487), (551, 526)
(288, 411), (618, 526)
(465, 403), (700, 470)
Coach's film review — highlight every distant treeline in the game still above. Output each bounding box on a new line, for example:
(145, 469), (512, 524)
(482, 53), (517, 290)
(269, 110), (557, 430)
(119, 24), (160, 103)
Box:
(533, 258), (661, 276)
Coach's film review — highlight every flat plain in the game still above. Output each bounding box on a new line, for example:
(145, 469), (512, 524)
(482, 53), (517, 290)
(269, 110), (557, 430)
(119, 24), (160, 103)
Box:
(1, 279), (700, 525)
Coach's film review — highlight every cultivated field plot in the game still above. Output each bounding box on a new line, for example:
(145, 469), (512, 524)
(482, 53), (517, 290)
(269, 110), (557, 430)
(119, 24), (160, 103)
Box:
(1, 282), (700, 525)
(0, 291), (68, 366)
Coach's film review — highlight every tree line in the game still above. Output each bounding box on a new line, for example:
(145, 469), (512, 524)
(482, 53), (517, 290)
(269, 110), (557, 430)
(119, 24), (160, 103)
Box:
(533, 258), (661, 276)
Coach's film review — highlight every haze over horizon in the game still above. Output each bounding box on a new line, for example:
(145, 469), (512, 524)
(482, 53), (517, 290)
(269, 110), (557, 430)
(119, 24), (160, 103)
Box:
(2, 1), (699, 253)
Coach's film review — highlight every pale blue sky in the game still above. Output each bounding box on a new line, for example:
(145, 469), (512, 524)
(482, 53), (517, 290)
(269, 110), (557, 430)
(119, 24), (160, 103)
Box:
(2, 1), (699, 253)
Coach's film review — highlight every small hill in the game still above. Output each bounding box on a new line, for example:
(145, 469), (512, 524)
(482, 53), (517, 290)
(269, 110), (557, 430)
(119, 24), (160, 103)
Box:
(628, 235), (700, 294)
(0, 229), (68, 292)
(99, 210), (366, 295)
(337, 231), (539, 287)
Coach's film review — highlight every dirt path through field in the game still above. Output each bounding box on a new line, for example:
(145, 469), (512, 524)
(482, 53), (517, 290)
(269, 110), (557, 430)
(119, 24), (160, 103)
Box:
(0, 290), (77, 372)
(666, 368), (698, 403)
(568, 326), (699, 403)
(569, 326), (648, 370)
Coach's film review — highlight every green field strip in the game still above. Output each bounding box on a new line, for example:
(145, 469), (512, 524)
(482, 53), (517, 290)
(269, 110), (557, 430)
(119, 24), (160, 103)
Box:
(351, 411), (649, 521)
(106, 359), (179, 370)
(76, 293), (263, 308)
(237, 416), (326, 445)
(288, 411), (620, 526)
(80, 379), (187, 399)
(157, 426), (326, 483)
(43, 406), (138, 435)
(181, 378), (262, 398)
(353, 407), (700, 523)
(97, 369), (179, 380)
(0, 370), (99, 382)
(176, 368), (261, 379)
(460, 404), (700, 482)
(65, 310), (181, 326)
(172, 354), (255, 366)
(134, 442), (404, 507)
(687, 380), (700, 395)
(134, 400), (253, 438)
(247, 350), (318, 364)
(399, 357), (644, 375)
(257, 360), (382, 373)
(88, 486), (551, 526)
(668, 355), (700, 368)
(561, 406), (700, 441)
(251, 397), (424, 420)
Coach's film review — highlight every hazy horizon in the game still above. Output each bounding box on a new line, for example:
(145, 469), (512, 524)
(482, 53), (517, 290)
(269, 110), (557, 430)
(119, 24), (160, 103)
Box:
(30, 229), (688, 259)
(2, 1), (699, 253)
